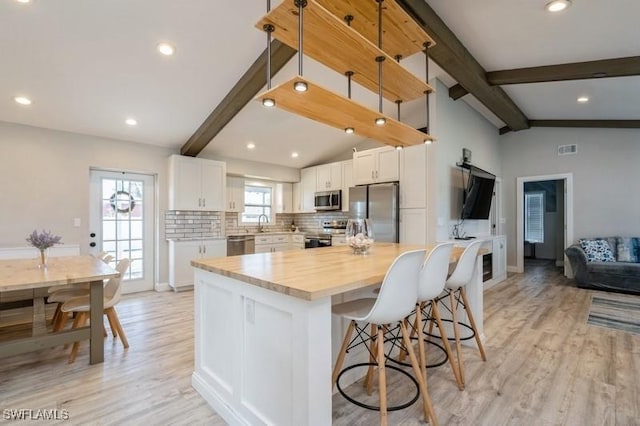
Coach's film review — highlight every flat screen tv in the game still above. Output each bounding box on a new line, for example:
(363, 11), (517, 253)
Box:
(461, 167), (496, 220)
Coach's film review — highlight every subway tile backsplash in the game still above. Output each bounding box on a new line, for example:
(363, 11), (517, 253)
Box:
(165, 211), (223, 240)
(224, 211), (351, 235)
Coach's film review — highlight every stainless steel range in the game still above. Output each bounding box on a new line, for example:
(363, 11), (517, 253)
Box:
(304, 220), (347, 249)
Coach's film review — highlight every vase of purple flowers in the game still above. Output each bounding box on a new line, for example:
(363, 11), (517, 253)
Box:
(26, 230), (62, 269)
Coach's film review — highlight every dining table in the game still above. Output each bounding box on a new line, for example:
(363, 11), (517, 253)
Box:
(0, 255), (119, 364)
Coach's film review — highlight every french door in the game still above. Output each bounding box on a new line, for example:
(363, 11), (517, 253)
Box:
(89, 170), (155, 293)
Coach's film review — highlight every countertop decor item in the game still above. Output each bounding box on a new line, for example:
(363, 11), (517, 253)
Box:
(26, 229), (62, 269)
(346, 218), (374, 255)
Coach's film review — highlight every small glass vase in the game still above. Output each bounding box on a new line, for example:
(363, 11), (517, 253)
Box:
(346, 218), (374, 255)
(38, 249), (48, 269)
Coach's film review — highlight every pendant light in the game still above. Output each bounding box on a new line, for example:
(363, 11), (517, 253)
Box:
(293, 0), (308, 92)
(344, 70), (355, 134)
(374, 0), (385, 126)
(262, 0), (276, 107)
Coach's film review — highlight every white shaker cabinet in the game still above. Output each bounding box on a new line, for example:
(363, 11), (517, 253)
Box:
(169, 155), (226, 211)
(341, 159), (353, 212)
(226, 176), (245, 212)
(275, 182), (294, 214)
(168, 239), (226, 291)
(400, 208), (427, 245)
(353, 146), (399, 185)
(492, 235), (507, 284)
(296, 167), (316, 213)
(399, 144), (427, 209)
(316, 162), (343, 191)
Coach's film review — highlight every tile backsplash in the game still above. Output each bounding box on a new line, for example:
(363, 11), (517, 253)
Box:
(165, 211), (223, 240)
(224, 211), (351, 235)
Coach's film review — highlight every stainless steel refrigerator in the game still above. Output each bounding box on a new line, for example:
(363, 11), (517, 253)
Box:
(349, 182), (399, 243)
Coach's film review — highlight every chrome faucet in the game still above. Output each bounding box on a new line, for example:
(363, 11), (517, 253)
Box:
(258, 214), (269, 232)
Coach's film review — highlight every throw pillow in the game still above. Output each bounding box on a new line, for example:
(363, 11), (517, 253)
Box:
(617, 237), (640, 263)
(579, 239), (616, 263)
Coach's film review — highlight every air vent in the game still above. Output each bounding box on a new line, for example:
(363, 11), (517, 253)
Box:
(558, 144), (577, 155)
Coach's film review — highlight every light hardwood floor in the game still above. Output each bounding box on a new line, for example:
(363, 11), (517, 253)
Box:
(1, 261), (638, 425)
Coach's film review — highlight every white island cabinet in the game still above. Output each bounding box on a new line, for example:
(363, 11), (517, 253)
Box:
(168, 239), (226, 291)
(191, 243), (484, 425)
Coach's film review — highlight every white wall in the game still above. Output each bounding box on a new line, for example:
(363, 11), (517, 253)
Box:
(0, 121), (176, 284)
(200, 154), (300, 183)
(428, 79), (502, 242)
(500, 127), (640, 267)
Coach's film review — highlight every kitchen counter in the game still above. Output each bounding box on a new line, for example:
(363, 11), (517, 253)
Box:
(225, 231), (305, 237)
(166, 236), (227, 242)
(191, 243), (485, 425)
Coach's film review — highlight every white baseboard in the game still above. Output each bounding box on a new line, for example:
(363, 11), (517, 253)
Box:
(507, 265), (519, 273)
(556, 260), (564, 267)
(192, 373), (249, 426)
(154, 282), (171, 292)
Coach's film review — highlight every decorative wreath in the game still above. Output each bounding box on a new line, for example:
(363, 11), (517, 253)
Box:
(109, 190), (136, 213)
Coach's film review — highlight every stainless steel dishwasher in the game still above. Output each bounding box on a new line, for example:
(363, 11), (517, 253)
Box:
(226, 235), (255, 256)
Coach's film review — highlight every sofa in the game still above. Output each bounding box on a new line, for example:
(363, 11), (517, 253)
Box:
(565, 237), (640, 295)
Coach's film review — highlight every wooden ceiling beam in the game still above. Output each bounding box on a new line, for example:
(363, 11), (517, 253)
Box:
(448, 84), (468, 100)
(529, 120), (640, 129)
(396, 0), (529, 131)
(487, 56), (640, 85)
(180, 40), (296, 157)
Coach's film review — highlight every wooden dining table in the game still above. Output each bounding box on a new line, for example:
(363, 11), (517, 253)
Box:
(0, 255), (119, 364)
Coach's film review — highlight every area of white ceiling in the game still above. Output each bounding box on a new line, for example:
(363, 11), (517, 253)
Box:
(1, 0), (638, 167)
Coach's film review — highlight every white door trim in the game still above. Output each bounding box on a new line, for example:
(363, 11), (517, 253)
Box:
(516, 173), (573, 276)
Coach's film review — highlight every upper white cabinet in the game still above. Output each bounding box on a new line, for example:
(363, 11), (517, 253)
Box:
(316, 162), (342, 191)
(169, 155), (226, 211)
(295, 167), (316, 213)
(353, 146), (399, 185)
(341, 160), (353, 212)
(275, 183), (294, 214)
(399, 144), (427, 209)
(226, 176), (245, 212)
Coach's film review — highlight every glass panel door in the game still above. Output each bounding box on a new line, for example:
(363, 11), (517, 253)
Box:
(90, 170), (154, 293)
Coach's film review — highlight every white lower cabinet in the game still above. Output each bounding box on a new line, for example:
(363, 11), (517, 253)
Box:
(492, 235), (507, 283)
(400, 208), (427, 245)
(255, 234), (305, 252)
(169, 239), (226, 291)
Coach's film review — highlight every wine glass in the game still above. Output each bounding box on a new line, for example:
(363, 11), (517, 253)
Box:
(345, 218), (374, 254)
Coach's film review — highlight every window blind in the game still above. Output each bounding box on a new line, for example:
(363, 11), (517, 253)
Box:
(525, 191), (544, 244)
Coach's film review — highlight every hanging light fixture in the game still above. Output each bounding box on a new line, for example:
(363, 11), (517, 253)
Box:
(374, 0), (386, 126)
(261, 1), (276, 107)
(293, 0), (308, 93)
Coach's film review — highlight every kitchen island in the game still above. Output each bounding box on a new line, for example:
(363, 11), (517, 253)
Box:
(191, 243), (483, 426)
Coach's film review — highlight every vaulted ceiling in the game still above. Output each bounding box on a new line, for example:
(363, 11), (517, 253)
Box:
(1, 0), (638, 168)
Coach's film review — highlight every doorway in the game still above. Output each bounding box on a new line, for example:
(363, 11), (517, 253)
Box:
(516, 173), (574, 276)
(89, 169), (155, 293)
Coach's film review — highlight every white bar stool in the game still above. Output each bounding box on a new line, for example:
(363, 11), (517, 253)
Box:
(331, 249), (439, 426)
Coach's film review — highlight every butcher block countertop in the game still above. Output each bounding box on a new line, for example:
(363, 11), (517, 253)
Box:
(191, 243), (466, 301)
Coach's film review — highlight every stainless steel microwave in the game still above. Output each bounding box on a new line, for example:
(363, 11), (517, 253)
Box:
(314, 190), (341, 211)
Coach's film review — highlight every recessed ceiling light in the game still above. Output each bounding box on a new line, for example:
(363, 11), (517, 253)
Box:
(247, 142), (255, 150)
(291, 152), (299, 158)
(262, 98), (275, 107)
(293, 81), (308, 92)
(577, 96), (589, 103)
(424, 139), (433, 145)
(125, 118), (138, 126)
(395, 145), (403, 151)
(344, 127), (355, 134)
(14, 96), (32, 105)
(15, 0), (31, 4)
(157, 43), (176, 56)
(545, 0), (571, 12)
(375, 117), (386, 126)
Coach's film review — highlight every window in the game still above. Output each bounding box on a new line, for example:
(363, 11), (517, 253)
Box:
(524, 191), (544, 243)
(242, 184), (272, 223)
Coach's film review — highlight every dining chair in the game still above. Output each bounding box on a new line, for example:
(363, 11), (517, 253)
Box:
(331, 249), (438, 426)
(55, 258), (130, 363)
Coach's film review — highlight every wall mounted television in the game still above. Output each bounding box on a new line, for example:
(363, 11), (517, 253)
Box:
(461, 166), (496, 220)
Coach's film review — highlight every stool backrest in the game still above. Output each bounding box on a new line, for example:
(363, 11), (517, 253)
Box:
(446, 240), (483, 289)
(418, 243), (454, 301)
(365, 249), (426, 325)
(104, 258), (130, 307)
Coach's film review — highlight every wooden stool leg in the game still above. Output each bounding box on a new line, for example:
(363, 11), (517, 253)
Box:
(68, 312), (88, 363)
(431, 300), (464, 390)
(53, 311), (69, 332)
(107, 307), (129, 348)
(365, 324), (378, 395)
(449, 289), (465, 385)
(398, 304), (421, 363)
(106, 310), (118, 338)
(332, 320), (355, 385)
(51, 303), (61, 326)
(376, 325), (388, 426)
(415, 304), (428, 386)
(400, 320), (438, 426)
(460, 286), (487, 361)
(103, 323), (108, 338)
